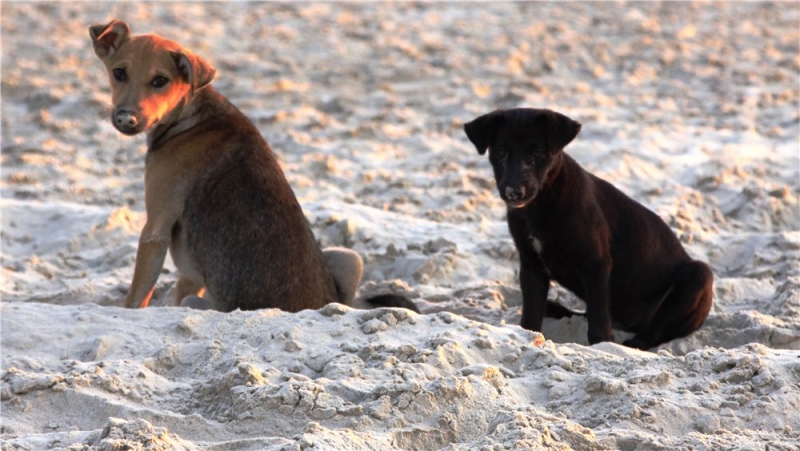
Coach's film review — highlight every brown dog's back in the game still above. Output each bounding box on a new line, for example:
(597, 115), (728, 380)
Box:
(177, 89), (338, 312)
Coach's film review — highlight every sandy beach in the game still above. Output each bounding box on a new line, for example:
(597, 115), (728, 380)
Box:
(2, 2), (799, 449)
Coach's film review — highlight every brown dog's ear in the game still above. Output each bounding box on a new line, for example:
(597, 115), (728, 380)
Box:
(464, 110), (504, 155)
(542, 110), (581, 152)
(172, 51), (216, 93)
(89, 19), (130, 59)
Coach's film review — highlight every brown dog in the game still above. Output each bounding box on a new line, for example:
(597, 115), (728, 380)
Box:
(90, 20), (417, 313)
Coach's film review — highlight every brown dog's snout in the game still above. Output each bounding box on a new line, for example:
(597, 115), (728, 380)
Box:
(113, 109), (139, 134)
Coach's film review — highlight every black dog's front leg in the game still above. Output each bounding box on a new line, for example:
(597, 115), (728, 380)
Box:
(519, 253), (551, 331)
(582, 262), (613, 344)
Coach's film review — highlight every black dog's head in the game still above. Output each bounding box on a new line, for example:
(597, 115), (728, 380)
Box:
(464, 108), (581, 209)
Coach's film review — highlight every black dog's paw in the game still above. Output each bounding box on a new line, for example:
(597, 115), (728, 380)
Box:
(622, 336), (653, 350)
(588, 327), (614, 346)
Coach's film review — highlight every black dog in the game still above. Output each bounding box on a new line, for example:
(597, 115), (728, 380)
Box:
(464, 108), (713, 349)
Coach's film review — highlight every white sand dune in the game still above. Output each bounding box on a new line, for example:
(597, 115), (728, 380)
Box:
(2, 2), (798, 450)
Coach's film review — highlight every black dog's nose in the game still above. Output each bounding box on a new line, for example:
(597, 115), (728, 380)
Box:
(505, 186), (525, 201)
(114, 110), (138, 128)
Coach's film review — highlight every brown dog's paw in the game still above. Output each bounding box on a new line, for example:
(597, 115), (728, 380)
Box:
(181, 295), (214, 311)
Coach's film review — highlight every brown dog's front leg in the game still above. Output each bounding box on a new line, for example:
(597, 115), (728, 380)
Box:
(124, 238), (169, 308)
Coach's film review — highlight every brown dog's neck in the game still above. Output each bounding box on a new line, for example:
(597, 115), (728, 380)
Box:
(147, 86), (225, 151)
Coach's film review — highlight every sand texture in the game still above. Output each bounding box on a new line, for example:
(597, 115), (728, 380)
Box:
(2, 2), (799, 450)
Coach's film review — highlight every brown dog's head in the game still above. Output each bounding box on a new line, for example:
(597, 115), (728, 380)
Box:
(89, 19), (216, 135)
(464, 108), (581, 209)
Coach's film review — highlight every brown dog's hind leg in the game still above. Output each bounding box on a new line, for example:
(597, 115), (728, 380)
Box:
(624, 261), (714, 349)
(323, 247), (364, 305)
(173, 275), (215, 310)
(181, 295), (214, 310)
(172, 276), (204, 306)
(324, 247), (421, 313)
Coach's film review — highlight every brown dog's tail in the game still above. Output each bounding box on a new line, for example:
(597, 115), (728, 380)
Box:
(363, 294), (420, 313)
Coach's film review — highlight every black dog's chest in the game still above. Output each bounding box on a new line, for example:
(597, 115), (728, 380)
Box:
(527, 234), (559, 270)
(528, 234), (545, 256)
(526, 233), (585, 294)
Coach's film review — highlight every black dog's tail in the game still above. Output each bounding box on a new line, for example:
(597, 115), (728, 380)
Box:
(364, 294), (421, 313)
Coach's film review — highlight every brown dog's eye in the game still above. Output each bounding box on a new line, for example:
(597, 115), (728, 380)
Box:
(112, 68), (127, 82)
(151, 76), (169, 88)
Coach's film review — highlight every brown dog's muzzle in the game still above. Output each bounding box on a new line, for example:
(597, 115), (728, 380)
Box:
(112, 109), (142, 135)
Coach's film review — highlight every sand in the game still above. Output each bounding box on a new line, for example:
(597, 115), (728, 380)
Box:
(2, 2), (799, 450)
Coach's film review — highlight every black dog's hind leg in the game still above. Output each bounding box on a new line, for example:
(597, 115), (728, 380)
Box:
(624, 260), (713, 349)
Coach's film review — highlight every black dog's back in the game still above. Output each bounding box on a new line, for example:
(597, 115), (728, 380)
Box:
(565, 161), (699, 329)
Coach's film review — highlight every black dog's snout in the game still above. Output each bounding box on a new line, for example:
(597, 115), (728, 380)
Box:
(505, 186), (526, 201)
(114, 110), (138, 128)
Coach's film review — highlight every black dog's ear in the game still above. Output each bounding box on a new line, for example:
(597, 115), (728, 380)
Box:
(172, 51), (216, 94)
(464, 110), (504, 155)
(541, 110), (581, 152)
(89, 19), (131, 59)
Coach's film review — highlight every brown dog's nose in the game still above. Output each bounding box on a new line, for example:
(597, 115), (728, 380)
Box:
(114, 110), (138, 128)
(505, 186), (525, 201)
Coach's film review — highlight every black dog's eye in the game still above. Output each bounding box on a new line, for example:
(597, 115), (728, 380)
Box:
(112, 68), (127, 82)
(151, 76), (169, 88)
(492, 147), (508, 158)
